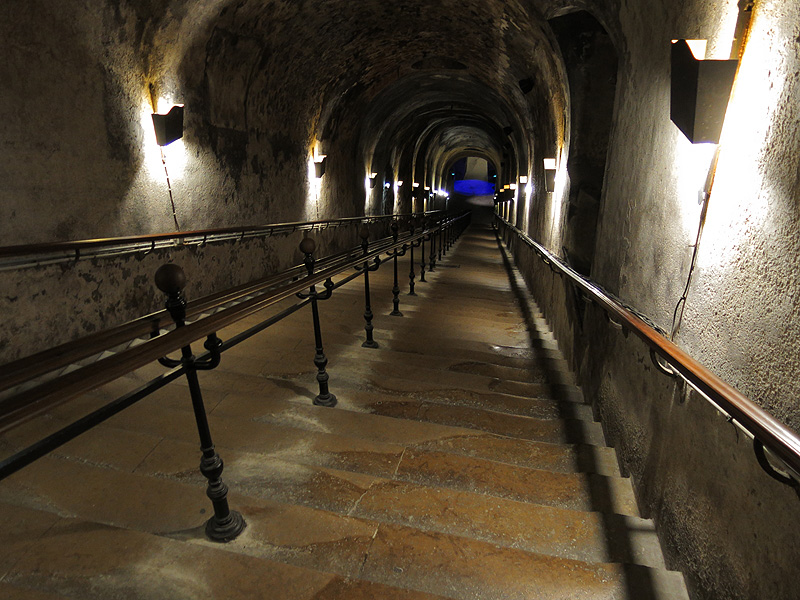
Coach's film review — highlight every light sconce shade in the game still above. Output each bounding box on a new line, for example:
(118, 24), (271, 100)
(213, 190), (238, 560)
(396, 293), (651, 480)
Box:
(543, 158), (557, 192)
(424, 186), (431, 191)
(519, 176), (528, 184)
(670, 39), (738, 144)
(314, 156), (327, 178)
(151, 105), (184, 146)
(384, 182), (391, 189)
(397, 180), (404, 187)
(369, 172), (378, 188)
(412, 182), (420, 188)
(509, 183), (518, 191)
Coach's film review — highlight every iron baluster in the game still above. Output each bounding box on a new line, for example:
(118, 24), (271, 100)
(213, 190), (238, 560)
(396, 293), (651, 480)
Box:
(419, 223), (427, 282)
(408, 220), (418, 296)
(428, 218), (437, 272)
(154, 264), (245, 543)
(438, 218), (443, 262)
(359, 226), (380, 348)
(389, 221), (406, 316)
(296, 237), (337, 407)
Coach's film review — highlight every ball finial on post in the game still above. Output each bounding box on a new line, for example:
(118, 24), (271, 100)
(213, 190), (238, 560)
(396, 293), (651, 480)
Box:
(299, 236), (316, 256)
(155, 263), (186, 295)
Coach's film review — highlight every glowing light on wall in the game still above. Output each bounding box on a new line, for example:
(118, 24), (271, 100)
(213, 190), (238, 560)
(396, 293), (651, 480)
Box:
(306, 154), (323, 220)
(364, 173), (374, 214)
(547, 153), (569, 247)
(141, 97), (187, 181)
(696, 6), (783, 272)
(523, 175), (533, 235)
(674, 139), (719, 238)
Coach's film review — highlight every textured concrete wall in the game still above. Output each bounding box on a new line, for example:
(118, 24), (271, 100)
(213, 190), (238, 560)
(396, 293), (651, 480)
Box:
(511, 1), (800, 599)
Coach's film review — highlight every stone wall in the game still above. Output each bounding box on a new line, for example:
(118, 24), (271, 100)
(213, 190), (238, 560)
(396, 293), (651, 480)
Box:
(510, 1), (800, 599)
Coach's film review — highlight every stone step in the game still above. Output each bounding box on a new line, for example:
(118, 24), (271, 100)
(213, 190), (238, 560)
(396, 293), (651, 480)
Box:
(0, 501), (449, 600)
(2, 385), (618, 480)
(0, 455), (675, 583)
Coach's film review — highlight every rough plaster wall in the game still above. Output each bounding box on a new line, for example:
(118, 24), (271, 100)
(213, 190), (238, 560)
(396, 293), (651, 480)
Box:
(510, 1), (800, 599)
(1, 0), (569, 362)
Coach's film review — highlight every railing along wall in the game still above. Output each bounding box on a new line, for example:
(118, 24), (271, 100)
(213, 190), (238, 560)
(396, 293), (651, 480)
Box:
(0, 211), (445, 271)
(0, 211), (471, 542)
(495, 214), (800, 492)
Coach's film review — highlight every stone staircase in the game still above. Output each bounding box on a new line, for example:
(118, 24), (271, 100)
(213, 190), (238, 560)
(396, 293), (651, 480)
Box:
(0, 226), (689, 599)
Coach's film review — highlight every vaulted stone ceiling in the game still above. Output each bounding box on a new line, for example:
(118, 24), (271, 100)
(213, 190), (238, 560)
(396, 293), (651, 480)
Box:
(138, 0), (592, 205)
(2, 0), (620, 239)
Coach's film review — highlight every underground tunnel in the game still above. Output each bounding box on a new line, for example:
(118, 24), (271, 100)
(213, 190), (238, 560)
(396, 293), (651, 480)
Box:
(1, 1), (800, 599)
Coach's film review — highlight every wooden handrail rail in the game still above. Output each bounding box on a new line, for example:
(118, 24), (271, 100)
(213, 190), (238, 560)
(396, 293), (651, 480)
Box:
(496, 216), (800, 477)
(0, 214), (464, 432)
(0, 211), (443, 260)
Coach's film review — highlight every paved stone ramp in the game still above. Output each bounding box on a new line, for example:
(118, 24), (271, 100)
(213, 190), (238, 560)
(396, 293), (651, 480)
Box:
(0, 225), (689, 600)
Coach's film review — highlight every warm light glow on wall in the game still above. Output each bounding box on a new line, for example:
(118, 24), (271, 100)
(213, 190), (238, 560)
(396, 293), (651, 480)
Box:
(306, 153), (322, 219)
(523, 175), (533, 234)
(364, 175), (372, 214)
(546, 152), (568, 247)
(674, 139), (718, 238)
(696, 6), (781, 271)
(141, 97), (187, 181)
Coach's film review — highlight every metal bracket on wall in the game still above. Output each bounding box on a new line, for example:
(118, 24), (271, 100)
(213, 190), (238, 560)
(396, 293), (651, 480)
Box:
(753, 439), (800, 498)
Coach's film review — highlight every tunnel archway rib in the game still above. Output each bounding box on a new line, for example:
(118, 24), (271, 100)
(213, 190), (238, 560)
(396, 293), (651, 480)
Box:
(351, 72), (536, 215)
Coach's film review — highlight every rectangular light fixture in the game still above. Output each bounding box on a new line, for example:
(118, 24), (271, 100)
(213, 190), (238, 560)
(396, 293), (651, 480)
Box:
(519, 176), (528, 184)
(151, 105), (184, 146)
(543, 158), (557, 192)
(670, 39), (737, 143)
(314, 156), (327, 178)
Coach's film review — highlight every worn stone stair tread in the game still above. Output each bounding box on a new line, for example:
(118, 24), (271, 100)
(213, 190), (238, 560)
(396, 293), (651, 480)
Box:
(248, 354), (585, 405)
(244, 392), (608, 452)
(362, 523), (688, 600)
(13, 387), (616, 478)
(0, 502), (450, 600)
(318, 340), (573, 386)
(0, 456), (675, 581)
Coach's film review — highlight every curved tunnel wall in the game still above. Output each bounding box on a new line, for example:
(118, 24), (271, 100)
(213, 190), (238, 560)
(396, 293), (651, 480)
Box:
(3, 2), (800, 599)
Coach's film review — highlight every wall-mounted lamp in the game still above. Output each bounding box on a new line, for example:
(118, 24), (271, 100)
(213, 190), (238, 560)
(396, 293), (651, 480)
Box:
(397, 180), (404, 187)
(314, 155), (327, 178)
(543, 158), (557, 192)
(519, 176), (528, 184)
(151, 105), (184, 146)
(369, 172), (378, 188)
(670, 39), (738, 144)
(412, 182), (420, 189)
(424, 186), (431, 191)
(509, 183), (518, 191)
(384, 182), (391, 189)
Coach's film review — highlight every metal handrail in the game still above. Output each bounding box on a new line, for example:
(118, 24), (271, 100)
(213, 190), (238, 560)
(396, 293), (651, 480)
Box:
(496, 215), (800, 480)
(0, 213), (467, 432)
(0, 211), (444, 269)
(0, 232), (400, 395)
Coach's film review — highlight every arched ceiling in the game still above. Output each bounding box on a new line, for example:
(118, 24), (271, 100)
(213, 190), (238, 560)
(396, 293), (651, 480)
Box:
(146, 0), (584, 191)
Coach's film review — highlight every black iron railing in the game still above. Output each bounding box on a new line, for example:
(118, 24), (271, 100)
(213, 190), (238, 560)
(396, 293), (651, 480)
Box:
(0, 211), (471, 542)
(495, 214), (800, 491)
